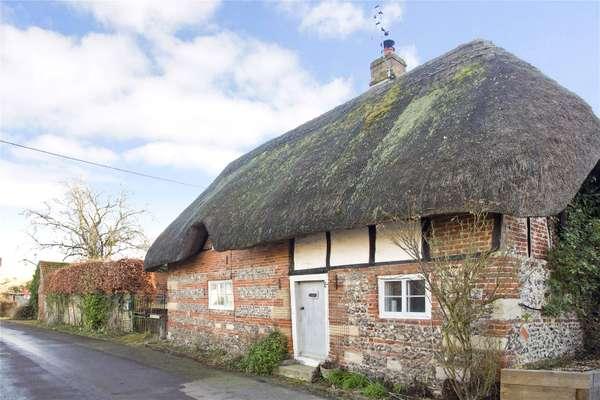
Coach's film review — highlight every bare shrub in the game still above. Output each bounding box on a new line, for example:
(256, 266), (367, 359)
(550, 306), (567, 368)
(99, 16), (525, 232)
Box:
(390, 211), (510, 400)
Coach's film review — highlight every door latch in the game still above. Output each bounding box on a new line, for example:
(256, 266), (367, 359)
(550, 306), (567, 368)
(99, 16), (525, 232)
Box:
(300, 306), (305, 310)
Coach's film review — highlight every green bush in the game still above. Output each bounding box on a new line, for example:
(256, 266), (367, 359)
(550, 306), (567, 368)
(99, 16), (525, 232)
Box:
(392, 383), (407, 394)
(325, 368), (347, 387)
(13, 304), (35, 320)
(239, 330), (287, 375)
(325, 369), (373, 392)
(341, 372), (370, 390)
(82, 293), (111, 331)
(28, 266), (40, 318)
(361, 381), (388, 399)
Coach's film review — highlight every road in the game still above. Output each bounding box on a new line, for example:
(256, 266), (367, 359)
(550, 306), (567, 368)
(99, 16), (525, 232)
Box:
(0, 320), (326, 400)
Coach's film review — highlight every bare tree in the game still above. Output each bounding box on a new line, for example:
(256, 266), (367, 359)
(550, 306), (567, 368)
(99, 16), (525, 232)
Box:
(24, 183), (148, 260)
(390, 211), (510, 400)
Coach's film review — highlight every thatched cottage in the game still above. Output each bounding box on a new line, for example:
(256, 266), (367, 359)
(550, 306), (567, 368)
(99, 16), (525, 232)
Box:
(145, 40), (600, 383)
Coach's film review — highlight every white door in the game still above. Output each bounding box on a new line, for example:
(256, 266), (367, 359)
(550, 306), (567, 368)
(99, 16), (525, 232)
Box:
(296, 281), (327, 360)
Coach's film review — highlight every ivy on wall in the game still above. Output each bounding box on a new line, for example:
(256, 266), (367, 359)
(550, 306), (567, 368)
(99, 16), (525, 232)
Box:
(82, 293), (111, 331)
(545, 166), (600, 351)
(545, 168), (600, 315)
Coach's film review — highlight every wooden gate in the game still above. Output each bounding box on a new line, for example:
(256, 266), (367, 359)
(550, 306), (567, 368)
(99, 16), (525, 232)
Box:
(132, 290), (167, 337)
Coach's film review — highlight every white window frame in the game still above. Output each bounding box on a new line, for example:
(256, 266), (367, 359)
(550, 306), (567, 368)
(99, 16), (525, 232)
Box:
(208, 280), (234, 311)
(378, 274), (431, 319)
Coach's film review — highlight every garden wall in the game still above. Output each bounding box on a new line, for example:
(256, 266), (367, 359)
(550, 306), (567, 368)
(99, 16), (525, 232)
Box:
(38, 258), (160, 333)
(44, 293), (133, 332)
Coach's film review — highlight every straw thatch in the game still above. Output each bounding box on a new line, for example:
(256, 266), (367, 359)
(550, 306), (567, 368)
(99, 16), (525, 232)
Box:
(145, 40), (600, 270)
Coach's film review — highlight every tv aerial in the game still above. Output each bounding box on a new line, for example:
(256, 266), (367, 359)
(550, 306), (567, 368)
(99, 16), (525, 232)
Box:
(373, 4), (391, 54)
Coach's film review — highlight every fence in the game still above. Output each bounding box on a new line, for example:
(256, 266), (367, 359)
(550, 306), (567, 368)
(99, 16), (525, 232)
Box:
(131, 290), (167, 337)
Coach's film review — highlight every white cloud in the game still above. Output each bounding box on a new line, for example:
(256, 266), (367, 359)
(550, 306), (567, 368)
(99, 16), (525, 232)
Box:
(0, 158), (65, 280)
(125, 141), (241, 173)
(0, 25), (149, 132)
(300, 1), (368, 38)
(397, 44), (420, 71)
(0, 23), (354, 171)
(379, 2), (404, 29)
(73, 0), (221, 33)
(14, 134), (119, 164)
(284, 1), (403, 39)
(0, 159), (65, 209)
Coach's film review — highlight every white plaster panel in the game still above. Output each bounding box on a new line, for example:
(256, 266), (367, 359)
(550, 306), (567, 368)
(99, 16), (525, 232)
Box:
(386, 358), (403, 371)
(375, 221), (419, 263)
(330, 227), (369, 266)
(491, 298), (523, 320)
(294, 232), (327, 270)
(344, 351), (364, 364)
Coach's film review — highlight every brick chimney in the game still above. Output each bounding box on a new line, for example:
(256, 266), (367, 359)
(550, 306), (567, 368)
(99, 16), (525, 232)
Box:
(370, 39), (406, 86)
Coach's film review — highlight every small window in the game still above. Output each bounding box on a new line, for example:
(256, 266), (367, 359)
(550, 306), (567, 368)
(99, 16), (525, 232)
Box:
(208, 280), (234, 310)
(378, 275), (430, 319)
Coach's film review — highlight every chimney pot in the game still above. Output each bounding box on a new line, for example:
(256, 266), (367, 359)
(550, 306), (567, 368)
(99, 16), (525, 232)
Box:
(370, 39), (406, 86)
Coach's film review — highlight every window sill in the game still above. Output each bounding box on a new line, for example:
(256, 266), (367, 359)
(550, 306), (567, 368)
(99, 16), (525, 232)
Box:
(209, 306), (234, 311)
(379, 313), (431, 320)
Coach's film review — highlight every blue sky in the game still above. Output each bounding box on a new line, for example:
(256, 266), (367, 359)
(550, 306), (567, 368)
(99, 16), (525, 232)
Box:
(0, 1), (598, 280)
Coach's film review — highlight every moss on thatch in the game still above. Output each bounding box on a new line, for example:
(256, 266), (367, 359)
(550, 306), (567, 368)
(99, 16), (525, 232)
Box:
(145, 39), (600, 270)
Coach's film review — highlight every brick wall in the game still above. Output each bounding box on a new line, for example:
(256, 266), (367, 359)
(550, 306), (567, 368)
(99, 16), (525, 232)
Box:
(529, 217), (551, 259)
(328, 262), (442, 383)
(502, 216), (551, 259)
(499, 216), (583, 364)
(163, 213), (582, 386)
(326, 253), (518, 384)
(166, 241), (292, 354)
(428, 214), (495, 257)
(324, 214), (580, 385)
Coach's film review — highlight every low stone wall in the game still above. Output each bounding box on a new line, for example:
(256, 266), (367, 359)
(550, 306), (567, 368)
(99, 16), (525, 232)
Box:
(501, 369), (600, 400)
(44, 294), (133, 332)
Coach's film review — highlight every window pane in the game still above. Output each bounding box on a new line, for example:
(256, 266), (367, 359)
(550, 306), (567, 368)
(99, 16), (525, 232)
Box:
(209, 281), (233, 309)
(408, 280), (425, 296)
(409, 296), (425, 312)
(385, 296), (402, 312)
(385, 281), (402, 296)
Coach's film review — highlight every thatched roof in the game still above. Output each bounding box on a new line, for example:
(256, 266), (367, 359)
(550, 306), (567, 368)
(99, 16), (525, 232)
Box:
(145, 39), (600, 270)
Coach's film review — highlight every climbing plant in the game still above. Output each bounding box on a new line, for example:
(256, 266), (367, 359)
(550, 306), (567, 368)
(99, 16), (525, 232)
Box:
(545, 166), (600, 351)
(82, 293), (111, 331)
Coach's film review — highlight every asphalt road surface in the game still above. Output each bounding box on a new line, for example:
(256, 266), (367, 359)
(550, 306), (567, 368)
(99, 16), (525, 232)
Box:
(0, 320), (325, 400)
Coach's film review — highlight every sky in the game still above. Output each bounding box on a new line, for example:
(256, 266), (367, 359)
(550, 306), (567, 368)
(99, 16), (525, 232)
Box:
(0, 0), (598, 282)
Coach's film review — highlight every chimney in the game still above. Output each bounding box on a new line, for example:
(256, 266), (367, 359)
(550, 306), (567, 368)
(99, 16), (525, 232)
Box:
(370, 39), (406, 86)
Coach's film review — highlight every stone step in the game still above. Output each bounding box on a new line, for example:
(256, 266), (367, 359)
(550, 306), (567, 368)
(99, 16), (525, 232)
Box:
(274, 362), (319, 382)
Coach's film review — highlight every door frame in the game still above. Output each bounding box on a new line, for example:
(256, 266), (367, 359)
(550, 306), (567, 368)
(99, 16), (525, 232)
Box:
(289, 273), (329, 367)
